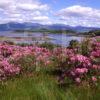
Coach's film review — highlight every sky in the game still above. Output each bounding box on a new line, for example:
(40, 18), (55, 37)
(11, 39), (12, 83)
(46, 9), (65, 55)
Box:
(0, 0), (100, 27)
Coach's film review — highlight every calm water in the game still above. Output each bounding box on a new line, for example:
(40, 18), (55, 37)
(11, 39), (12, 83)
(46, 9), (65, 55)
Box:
(0, 32), (84, 46)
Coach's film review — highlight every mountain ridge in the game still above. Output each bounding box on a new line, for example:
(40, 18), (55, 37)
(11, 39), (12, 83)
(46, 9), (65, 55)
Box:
(0, 22), (100, 32)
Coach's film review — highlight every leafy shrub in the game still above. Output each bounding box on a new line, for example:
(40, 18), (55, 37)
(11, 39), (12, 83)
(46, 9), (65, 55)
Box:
(39, 42), (60, 50)
(69, 40), (79, 49)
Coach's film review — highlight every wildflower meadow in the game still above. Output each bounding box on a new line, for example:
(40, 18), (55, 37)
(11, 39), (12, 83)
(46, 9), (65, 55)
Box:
(0, 38), (100, 100)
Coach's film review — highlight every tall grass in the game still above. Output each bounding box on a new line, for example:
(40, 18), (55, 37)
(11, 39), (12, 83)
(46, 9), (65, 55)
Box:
(0, 70), (100, 100)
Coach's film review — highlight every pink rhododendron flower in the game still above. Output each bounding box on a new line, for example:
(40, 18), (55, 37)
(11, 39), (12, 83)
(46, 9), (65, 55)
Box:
(75, 68), (88, 74)
(92, 76), (97, 82)
(75, 78), (81, 83)
(92, 65), (98, 69)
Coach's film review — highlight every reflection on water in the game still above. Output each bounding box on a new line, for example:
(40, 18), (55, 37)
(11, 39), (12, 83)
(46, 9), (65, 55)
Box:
(0, 32), (84, 46)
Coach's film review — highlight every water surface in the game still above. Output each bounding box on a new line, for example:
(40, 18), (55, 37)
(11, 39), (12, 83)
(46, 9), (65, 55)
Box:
(0, 32), (84, 46)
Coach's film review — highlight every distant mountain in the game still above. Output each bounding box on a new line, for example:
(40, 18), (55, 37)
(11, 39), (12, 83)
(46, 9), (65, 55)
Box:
(0, 22), (42, 31)
(0, 22), (100, 32)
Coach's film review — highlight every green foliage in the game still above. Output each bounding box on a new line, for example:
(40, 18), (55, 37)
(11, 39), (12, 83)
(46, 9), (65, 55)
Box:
(88, 30), (100, 36)
(16, 55), (36, 72)
(69, 40), (79, 49)
(14, 29), (75, 34)
(80, 39), (91, 56)
(39, 42), (60, 50)
(17, 43), (33, 47)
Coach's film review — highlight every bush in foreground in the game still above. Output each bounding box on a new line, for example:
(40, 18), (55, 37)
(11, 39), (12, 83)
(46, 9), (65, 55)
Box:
(0, 38), (99, 86)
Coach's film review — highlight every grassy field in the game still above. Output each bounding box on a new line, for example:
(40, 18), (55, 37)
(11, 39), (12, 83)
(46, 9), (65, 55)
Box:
(0, 70), (100, 100)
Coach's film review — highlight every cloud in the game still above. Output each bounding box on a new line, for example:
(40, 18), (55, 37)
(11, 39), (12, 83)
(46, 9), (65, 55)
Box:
(0, 1), (100, 27)
(56, 5), (100, 27)
(0, 0), (51, 24)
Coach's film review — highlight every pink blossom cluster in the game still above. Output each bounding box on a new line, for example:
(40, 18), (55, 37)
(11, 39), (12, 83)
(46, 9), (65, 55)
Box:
(0, 59), (20, 80)
(90, 41), (100, 58)
(70, 54), (91, 67)
(33, 47), (52, 66)
(0, 43), (52, 80)
(92, 65), (100, 70)
(54, 40), (100, 84)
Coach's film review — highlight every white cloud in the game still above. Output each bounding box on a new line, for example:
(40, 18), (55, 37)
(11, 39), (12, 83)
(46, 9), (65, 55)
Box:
(0, 0), (51, 24)
(56, 5), (100, 27)
(0, 1), (100, 27)
(17, 3), (49, 11)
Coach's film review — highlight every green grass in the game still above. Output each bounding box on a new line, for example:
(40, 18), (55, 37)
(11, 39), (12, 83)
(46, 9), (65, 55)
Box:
(0, 70), (100, 100)
(96, 38), (100, 42)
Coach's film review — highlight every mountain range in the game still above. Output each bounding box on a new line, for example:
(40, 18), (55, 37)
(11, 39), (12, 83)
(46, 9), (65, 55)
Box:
(0, 22), (100, 32)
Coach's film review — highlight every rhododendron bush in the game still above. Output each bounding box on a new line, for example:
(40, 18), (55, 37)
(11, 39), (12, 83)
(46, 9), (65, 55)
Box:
(0, 43), (52, 80)
(0, 39), (99, 85)
(55, 39), (100, 84)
